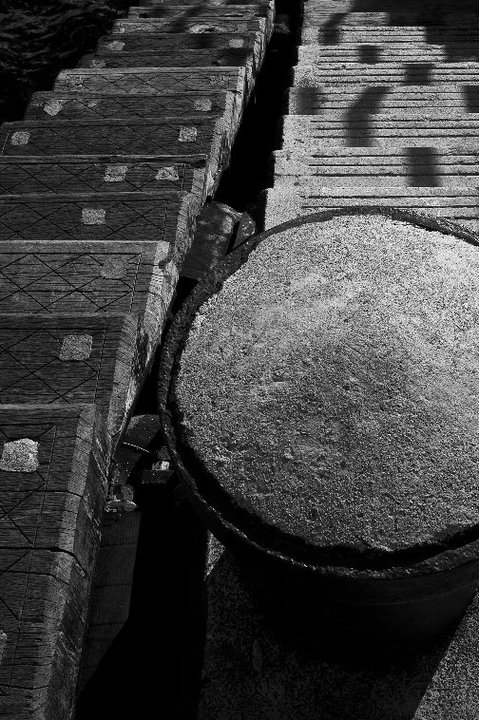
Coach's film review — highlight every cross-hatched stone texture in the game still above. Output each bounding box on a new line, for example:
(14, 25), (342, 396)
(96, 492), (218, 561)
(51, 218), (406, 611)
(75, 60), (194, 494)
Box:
(54, 67), (246, 96)
(0, 192), (197, 247)
(0, 314), (142, 443)
(0, 405), (108, 718)
(0, 119), (229, 169)
(0, 241), (177, 348)
(0, 156), (207, 197)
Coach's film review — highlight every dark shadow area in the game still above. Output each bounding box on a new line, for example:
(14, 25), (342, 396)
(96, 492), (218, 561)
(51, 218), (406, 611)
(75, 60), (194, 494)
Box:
(344, 85), (389, 146)
(0, 0), (130, 124)
(199, 551), (457, 720)
(320, 12), (349, 44)
(359, 44), (382, 63)
(213, 0), (302, 218)
(464, 85), (479, 112)
(75, 481), (208, 720)
(292, 86), (329, 115)
(403, 62), (433, 85)
(406, 147), (441, 186)
(349, 0), (479, 61)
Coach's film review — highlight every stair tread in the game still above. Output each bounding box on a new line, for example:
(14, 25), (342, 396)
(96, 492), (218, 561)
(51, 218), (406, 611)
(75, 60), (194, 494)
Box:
(0, 155), (208, 196)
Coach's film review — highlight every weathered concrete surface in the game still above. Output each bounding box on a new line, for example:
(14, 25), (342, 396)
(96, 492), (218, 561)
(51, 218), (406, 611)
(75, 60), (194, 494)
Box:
(273, 149), (479, 187)
(265, 187), (479, 229)
(0, 155), (208, 197)
(175, 213), (479, 557)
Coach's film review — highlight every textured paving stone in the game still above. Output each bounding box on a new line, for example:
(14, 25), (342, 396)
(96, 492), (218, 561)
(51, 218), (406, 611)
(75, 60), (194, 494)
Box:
(0, 314), (143, 444)
(0, 405), (108, 718)
(2, 115), (227, 159)
(0, 155), (208, 198)
(264, 186), (479, 230)
(286, 86), (471, 114)
(303, 11), (479, 27)
(301, 27), (479, 44)
(298, 44), (479, 62)
(273, 148), (479, 187)
(79, 47), (255, 74)
(0, 192), (197, 247)
(280, 115), (479, 148)
(96, 29), (263, 54)
(26, 90), (236, 124)
(127, 2), (274, 35)
(293, 62), (479, 85)
(54, 67), (246, 97)
(114, 17), (267, 36)
(0, 241), (178, 347)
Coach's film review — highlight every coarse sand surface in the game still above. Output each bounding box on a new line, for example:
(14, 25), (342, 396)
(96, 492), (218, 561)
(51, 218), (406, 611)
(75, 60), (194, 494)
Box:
(175, 214), (479, 558)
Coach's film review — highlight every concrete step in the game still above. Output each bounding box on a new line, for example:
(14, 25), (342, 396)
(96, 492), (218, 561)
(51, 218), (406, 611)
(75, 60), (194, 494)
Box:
(0, 191), (197, 247)
(265, 186), (479, 231)
(0, 118), (232, 193)
(26, 90), (235, 123)
(78, 48), (255, 74)
(0, 405), (107, 719)
(301, 26), (479, 43)
(0, 155), (208, 197)
(280, 115), (479, 148)
(0, 240), (177, 341)
(139, 0), (272, 5)
(293, 63), (479, 86)
(0, 313), (142, 443)
(128, 1), (274, 31)
(286, 86), (475, 114)
(302, 0), (477, 10)
(113, 17), (267, 36)
(302, 11), (479, 27)
(273, 148), (479, 187)
(297, 43), (479, 63)
(96, 30), (263, 54)
(54, 66), (246, 99)
(1, 117), (229, 184)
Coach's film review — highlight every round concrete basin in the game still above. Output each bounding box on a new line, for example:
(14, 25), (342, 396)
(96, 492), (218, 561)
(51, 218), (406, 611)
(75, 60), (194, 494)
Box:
(159, 208), (479, 651)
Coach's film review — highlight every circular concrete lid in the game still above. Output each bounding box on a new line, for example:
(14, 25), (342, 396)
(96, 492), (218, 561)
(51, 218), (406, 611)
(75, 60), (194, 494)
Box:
(168, 209), (479, 572)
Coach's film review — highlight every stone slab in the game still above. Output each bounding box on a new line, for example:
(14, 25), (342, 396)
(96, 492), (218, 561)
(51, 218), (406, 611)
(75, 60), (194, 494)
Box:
(302, 11), (479, 27)
(113, 17), (266, 36)
(280, 116), (479, 148)
(302, 0), (477, 10)
(0, 405), (108, 718)
(286, 86), (470, 114)
(301, 27), (479, 43)
(126, 3), (274, 36)
(0, 156), (208, 198)
(0, 241), (178, 349)
(264, 186), (479, 231)
(293, 63), (479, 85)
(96, 30), (263, 54)
(54, 67), (246, 98)
(0, 118), (230, 177)
(0, 314), (142, 445)
(297, 44), (478, 62)
(0, 191), (197, 247)
(78, 48), (255, 80)
(26, 90), (237, 125)
(273, 148), (479, 187)
(140, 0), (272, 5)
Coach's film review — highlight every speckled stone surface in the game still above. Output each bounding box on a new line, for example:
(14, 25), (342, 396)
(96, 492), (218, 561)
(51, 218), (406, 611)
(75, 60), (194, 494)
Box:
(175, 213), (479, 561)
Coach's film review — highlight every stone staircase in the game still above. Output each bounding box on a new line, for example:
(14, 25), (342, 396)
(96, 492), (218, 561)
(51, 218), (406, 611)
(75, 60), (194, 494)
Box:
(266, 0), (479, 232)
(0, 2), (272, 716)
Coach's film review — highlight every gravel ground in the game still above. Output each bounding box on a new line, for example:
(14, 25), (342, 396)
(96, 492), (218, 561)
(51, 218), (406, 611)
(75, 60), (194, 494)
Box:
(175, 213), (479, 561)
